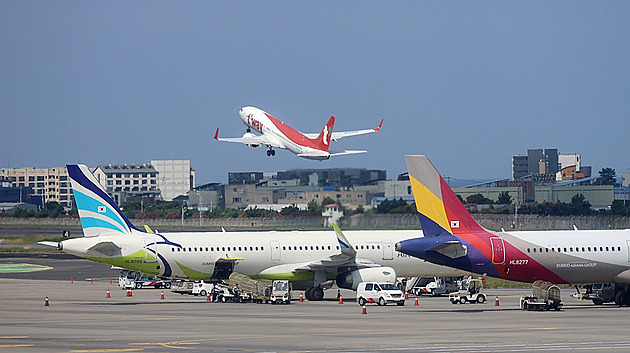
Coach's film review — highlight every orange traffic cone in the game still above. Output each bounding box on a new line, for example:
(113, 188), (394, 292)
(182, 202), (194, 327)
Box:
(405, 291), (409, 300)
(126, 288), (132, 297)
(339, 294), (343, 304)
(299, 293), (304, 302)
(44, 297), (49, 306)
(361, 305), (367, 314)
(161, 291), (165, 300)
(106, 289), (111, 298)
(495, 296), (500, 306)
(207, 294), (211, 302)
(414, 296), (419, 306)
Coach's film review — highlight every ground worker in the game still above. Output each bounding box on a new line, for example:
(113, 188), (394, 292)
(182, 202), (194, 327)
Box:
(233, 283), (241, 303)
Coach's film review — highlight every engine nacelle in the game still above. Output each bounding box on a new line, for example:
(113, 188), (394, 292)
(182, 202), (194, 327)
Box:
(336, 267), (397, 290)
(242, 132), (261, 147)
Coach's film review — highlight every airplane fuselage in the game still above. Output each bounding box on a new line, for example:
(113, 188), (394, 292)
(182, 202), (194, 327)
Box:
(61, 229), (468, 281)
(239, 106), (331, 160)
(397, 229), (630, 285)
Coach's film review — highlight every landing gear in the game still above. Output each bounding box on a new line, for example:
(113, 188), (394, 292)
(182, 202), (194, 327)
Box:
(266, 148), (276, 157)
(304, 286), (324, 301)
(615, 291), (629, 306)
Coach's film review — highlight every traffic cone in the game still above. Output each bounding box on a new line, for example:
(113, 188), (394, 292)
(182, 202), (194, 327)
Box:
(299, 293), (303, 302)
(405, 291), (409, 300)
(339, 294), (343, 304)
(44, 297), (49, 306)
(361, 305), (367, 315)
(161, 291), (165, 300)
(495, 296), (500, 306)
(126, 288), (132, 297)
(414, 296), (419, 306)
(207, 294), (211, 302)
(106, 289), (111, 298)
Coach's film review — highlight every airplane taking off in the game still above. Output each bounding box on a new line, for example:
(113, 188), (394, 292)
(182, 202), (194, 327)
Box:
(395, 155), (630, 305)
(40, 164), (465, 301)
(214, 106), (383, 160)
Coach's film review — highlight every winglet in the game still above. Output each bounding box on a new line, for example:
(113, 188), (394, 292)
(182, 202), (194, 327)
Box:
(214, 128), (219, 140)
(144, 225), (154, 233)
(374, 119), (384, 132)
(333, 223), (356, 257)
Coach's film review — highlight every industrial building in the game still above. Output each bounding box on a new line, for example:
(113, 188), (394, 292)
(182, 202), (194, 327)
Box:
(0, 166), (72, 208)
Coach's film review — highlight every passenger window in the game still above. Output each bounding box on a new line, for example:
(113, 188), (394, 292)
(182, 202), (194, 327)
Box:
(310, 246), (313, 250)
(250, 247), (253, 251)
(588, 247), (591, 252)
(576, 248), (579, 252)
(177, 248), (181, 252)
(255, 247), (259, 251)
(533, 248), (536, 253)
(261, 247), (264, 251)
(194, 247), (197, 252)
(539, 248), (543, 253)
(328, 246), (331, 250)
(299, 246), (303, 250)
(582, 247), (585, 252)
(239, 247), (242, 251)
(600, 247), (603, 251)
(618, 247), (622, 251)
(171, 248), (174, 252)
(283, 246), (286, 250)
(606, 247), (609, 251)
(570, 247), (573, 252)
(545, 248), (549, 252)
(527, 248), (530, 253)
(189, 248), (192, 252)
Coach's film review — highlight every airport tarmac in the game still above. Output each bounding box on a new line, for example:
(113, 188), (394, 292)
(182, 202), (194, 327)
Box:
(2, 258), (630, 352)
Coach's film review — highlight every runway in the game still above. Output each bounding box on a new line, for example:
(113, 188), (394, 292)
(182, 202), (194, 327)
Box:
(2, 256), (630, 352)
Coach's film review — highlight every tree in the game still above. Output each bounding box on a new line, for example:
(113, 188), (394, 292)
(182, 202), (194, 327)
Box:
(598, 167), (616, 185)
(570, 193), (592, 216)
(466, 194), (493, 204)
(610, 200), (629, 216)
(280, 205), (300, 216)
(496, 191), (512, 205)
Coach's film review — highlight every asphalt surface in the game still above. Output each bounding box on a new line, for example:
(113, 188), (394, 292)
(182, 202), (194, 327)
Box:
(2, 255), (630, 352)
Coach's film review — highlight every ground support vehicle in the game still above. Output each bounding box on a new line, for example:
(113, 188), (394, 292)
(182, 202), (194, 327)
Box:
(575, 283), (630, 305)
(118, 270), (171, 289)
(357, 282), (405, 306)
(408, 277), (461, 296)
(520, 280), (563, 311)
(449, 278), (486, 304)
(228, 272), (289, 303)
(171, 280), (194, 295)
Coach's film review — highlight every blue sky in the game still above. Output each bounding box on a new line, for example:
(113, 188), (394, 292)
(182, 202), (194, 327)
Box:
(2, 2), (628, 185)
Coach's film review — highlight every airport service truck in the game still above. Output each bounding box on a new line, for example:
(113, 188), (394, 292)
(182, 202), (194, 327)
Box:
(575, 283), (630, 305)
(520, 280), (563, 311)
(408, 277), (461, 296)
(228, 272), (291, 304)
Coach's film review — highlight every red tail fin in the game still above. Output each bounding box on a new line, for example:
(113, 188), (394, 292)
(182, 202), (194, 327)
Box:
(310, 116), (335, 151)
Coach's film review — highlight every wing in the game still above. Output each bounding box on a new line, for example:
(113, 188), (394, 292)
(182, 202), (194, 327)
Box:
(303, 119), (383, 141)
(213, 128), (285, 149)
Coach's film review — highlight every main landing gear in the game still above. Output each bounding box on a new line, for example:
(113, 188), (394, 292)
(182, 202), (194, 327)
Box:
(304, 286), (324, 301)
(266, 148), (276, 157)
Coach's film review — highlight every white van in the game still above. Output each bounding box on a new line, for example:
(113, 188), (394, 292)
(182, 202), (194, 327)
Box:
(356, 282), (405, 306)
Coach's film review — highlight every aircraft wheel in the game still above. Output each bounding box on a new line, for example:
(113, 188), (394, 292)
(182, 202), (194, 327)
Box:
(311, 287), (324, 301)
(266, 150), (271, 156)
(271, 150), (275, 156)
(304, 287), (314, 300)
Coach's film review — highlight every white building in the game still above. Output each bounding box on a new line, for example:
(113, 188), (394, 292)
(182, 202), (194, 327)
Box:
(151, 160), (195, 201)
(93, 164), (161, 206)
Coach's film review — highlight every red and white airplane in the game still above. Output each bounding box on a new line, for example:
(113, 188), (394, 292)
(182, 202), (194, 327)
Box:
(214, 106), (383, 160)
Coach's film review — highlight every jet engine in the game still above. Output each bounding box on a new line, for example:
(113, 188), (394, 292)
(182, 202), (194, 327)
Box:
(336, 267), (397, 290)
(242, 132), (260, 147)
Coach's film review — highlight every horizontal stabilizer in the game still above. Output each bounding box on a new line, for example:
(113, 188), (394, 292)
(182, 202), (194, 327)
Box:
(38, 241), (59, 248)
(328, 150), (367, 157)
(429, 241), (468, 259)
(87, 242), (122, 257)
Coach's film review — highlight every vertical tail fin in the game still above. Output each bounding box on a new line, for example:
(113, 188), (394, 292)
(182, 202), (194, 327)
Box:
(67, 164), (141, 237)
(310, 115), (335, 151)
(404, 155), (486, 237)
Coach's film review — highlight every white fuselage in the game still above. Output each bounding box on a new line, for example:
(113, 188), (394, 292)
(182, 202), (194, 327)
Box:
(61, 229), (468, 281)
(239, 106), (330, 160)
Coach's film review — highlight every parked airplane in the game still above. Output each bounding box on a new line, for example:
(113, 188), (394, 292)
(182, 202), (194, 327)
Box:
(214, 106), (383, 160)
(40, 164), (465, 301)
(395, 155), (630, 305)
